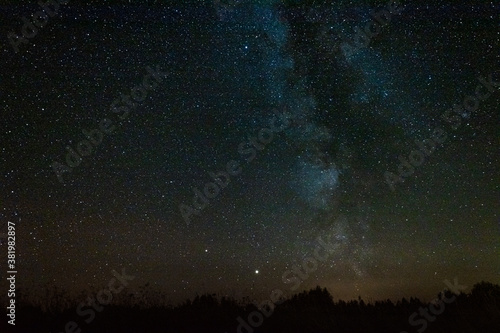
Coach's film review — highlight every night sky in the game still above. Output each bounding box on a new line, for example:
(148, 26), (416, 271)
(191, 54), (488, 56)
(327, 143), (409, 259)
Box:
(0, 0), (498, 305)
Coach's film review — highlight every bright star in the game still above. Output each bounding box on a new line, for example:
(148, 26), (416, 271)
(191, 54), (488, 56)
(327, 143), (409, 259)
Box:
(255, 270), (259, 274)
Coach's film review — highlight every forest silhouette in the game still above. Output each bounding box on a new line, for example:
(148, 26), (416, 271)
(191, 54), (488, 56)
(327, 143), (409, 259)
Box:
(3, 281), (499, 333)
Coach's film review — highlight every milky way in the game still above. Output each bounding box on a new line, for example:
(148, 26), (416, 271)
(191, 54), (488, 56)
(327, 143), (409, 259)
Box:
(0, 1), (498, 305)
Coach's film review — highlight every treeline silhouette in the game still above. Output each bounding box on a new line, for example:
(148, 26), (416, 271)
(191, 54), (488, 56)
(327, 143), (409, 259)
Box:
(3, 281), (500, 333)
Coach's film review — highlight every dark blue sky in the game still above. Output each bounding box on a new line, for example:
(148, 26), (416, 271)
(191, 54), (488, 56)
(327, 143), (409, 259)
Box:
(0, 0), (498, 304)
